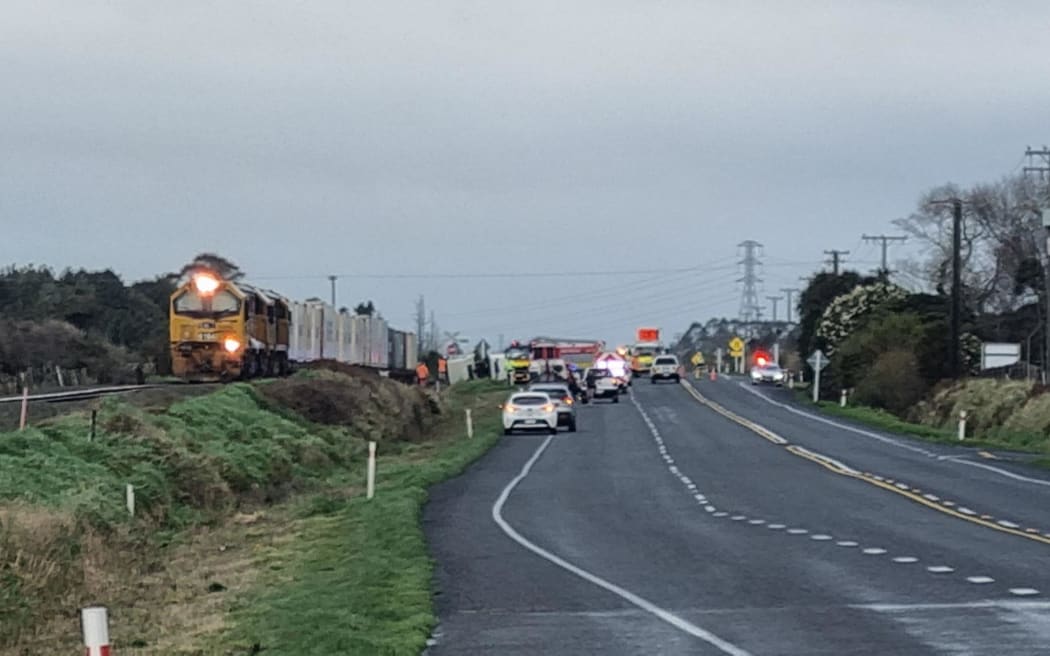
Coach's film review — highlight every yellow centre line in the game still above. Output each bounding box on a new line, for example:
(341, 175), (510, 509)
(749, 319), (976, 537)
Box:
(679, 380), (1050, 547)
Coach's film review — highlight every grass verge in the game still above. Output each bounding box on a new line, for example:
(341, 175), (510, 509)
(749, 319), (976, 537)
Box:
(212, 379), (508, 655)
(803, 393), (1050, 462)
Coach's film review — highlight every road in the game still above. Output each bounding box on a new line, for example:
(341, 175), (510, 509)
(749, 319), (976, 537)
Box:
(424, 377), (1050, 655)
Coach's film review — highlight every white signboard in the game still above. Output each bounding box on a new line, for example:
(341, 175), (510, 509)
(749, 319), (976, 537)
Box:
(981, 342), (1020, 370)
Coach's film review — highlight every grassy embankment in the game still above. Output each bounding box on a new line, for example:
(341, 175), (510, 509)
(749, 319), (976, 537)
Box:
(798, 379), (1050, 465)
(0, 372), (508, 655)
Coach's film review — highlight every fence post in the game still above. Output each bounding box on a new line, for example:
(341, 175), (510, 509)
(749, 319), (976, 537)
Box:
(90, 410), (98, 441)
(81, 606), (110, 656)
(465, 408), (474, 438)
(958, 410), (967, 441)
(18, 385), (29, 430)
(367, 441), (377, 500)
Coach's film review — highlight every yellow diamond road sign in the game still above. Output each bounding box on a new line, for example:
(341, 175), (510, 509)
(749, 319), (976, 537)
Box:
(728, 337), (744, 355)
(691, 352), (704, 366)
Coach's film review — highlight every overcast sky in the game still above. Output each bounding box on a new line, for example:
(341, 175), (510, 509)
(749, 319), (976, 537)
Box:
(4, 1), (1050, 347)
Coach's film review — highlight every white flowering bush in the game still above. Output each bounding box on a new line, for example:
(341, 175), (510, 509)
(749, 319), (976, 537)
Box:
(816, 282), (908, 356)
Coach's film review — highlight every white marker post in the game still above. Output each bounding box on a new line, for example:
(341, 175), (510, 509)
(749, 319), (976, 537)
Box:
(366, 441), (377, 500)
(126, 484), (135, 517)
(465, 408), (474, 439)
(715, 348), (723, 374)
(812, 351), (822, 404)
(958, 410), (967, 441)
(18, 385), (28, 430)
(81, 606), (110, 656)
(840, 389), (847, 408)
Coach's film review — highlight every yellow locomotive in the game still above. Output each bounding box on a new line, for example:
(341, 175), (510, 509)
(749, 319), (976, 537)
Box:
(169, 271), (291, 381)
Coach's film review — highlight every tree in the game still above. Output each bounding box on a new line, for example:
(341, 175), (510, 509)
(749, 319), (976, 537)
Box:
(796, 271), (873, 360)
(178, 252), (244, 281)
(354, 300), (376, 316)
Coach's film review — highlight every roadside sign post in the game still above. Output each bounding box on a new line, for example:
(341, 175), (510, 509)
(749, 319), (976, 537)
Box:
(807, 349), (828, 403)
(716, 348), (723, 373)
(728, 337), (744, 374)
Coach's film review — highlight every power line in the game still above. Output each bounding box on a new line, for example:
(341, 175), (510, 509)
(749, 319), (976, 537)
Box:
(251, 265), (717, 281)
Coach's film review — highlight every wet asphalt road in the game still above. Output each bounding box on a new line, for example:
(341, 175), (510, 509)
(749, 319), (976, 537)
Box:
(424, 377), (1050, 655)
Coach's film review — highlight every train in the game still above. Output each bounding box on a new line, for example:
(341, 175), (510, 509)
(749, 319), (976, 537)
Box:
(169, 270), (418, 382)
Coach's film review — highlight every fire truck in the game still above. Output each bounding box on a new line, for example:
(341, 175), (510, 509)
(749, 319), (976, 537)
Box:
(529, 337), (604, 380)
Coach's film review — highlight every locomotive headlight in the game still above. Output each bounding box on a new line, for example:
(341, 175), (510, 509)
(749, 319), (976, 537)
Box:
(193, 273), (220, 295)
(223, 337), (241, 353)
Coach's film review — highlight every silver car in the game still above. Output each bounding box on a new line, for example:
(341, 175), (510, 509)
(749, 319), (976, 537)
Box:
(528, 383), (578, 432)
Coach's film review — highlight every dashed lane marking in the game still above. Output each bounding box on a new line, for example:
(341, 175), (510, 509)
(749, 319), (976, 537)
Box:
(492, 435), (753, 656)
(633, 388), (1042, 600)
(966, 576), (995, 584)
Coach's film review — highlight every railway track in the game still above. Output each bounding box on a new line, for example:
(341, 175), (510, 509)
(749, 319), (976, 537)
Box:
(0, 383), (218, 405)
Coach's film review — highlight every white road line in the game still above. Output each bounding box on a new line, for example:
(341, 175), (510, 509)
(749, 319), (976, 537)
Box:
(492, 435), (753, 656)
(810, 534), (833, 541)
(739, 382), (1050, 488)
(731, 515), (747, 521)
(786, 528), (809, 535)
(1010, 588), (1040, 596)
(892, 556), (919, 563)
(836, 541), (858, 547)
(854, 600), (1050, 611)
(998, 520), (1021, 528)
(966, 576), (995, 584)
(927, 566), (954, 574)
(714, 512), (729, 518)
(862, 548), (887, 555)
(748, 519), (766, 525)
(767, 524), (786, 530)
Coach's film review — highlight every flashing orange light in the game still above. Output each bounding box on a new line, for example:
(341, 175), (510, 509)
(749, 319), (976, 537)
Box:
(193, 273), (220, 295)
(223, 337), (241, 353)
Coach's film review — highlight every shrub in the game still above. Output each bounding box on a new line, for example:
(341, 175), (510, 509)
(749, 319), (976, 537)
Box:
(853, 349), (929, 415)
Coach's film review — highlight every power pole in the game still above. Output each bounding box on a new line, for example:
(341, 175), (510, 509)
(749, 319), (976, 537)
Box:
(823, 249), (849, 275)
(1024, 146), (1050, 382)
(780, 288), (800, 323)
(951, 200), (962, 378)
(328, 275), (338, 308)
(766, 296), (783, 322)
(737, 241), (764, 329)
(862, 234), (908, 274)
(414, 295), (426, 345)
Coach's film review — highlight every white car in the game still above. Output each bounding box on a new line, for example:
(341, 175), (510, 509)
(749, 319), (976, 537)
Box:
(650, 355), (681, 383)
(585, 368), (621, 403)
(502, 392), (559, 435)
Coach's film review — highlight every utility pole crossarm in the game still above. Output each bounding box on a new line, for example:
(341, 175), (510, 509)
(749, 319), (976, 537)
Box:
(861, 234), (908, 274)
(823, 249), (850, 275)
